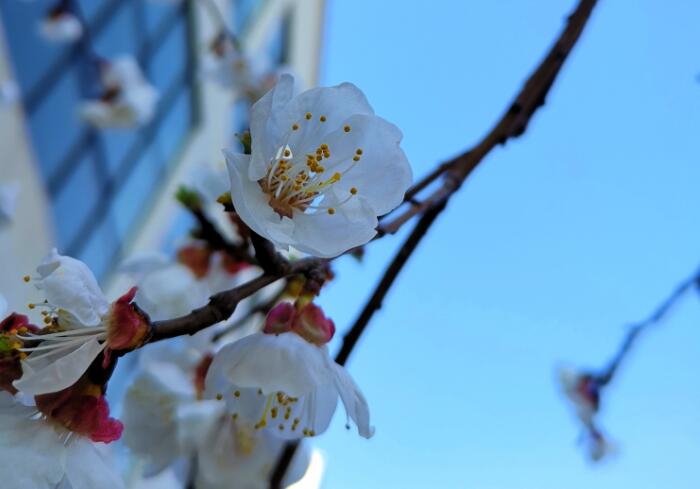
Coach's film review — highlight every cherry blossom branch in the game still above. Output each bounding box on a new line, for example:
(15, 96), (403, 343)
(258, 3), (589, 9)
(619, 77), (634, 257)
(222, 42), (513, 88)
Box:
(148, 257), (324, 342)
(210, 286), (287, 342)
(595, 268), (700, 386)
(270, 0), (599, 485)
(378, 0), (599, 236)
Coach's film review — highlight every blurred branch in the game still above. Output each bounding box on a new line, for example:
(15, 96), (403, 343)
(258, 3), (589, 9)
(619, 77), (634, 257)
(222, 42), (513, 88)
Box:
(596, 269), (699, 386)
(271, 1), (600, 485)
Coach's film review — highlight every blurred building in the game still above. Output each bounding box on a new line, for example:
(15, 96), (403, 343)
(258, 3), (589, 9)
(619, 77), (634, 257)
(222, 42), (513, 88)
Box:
(0, 0), (324, 305)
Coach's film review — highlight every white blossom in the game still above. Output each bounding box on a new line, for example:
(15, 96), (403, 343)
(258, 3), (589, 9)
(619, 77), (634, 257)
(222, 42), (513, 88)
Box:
(38, 8), (83, 43)
(13, 250), (148, 397)
(124, 337), (311, 488)
(120, 253), (210, 322)
(122, 341), (223, 475)
(225, 74), (412, 257)
(203, 36), (273, 101)
(206, 303), (373, 440)
(0, 392), (125, 489)
(81, 56), (159, 129)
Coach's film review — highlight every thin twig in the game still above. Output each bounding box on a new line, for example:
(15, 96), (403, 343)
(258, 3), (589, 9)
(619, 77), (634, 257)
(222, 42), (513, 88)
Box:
(191, 207), (256, 264)
(596, 270), (699, 385)
(269, 1), (599, 486)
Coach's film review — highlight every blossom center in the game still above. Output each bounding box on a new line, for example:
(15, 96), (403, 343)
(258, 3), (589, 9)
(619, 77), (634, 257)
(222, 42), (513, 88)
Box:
(259, 115), (363, 218)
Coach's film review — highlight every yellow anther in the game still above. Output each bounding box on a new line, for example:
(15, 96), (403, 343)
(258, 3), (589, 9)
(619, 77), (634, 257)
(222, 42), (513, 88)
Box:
(281, 175), (289, 181)
(353, 155), (360, 162)
(356, 148), (363, 155)
(319, 115), (327, 122)
(43, 316), (51, 324)
(216, 393), (223, 401)
(320, 143), (328, 150)
(232, 413), (238, 420)
(278, 424), (285, 431)
(23, 275), (30, 283)
(344, 125), (351, 132)
(327, 208), (336, 215)
(305, 112), (312, 120)
(18, 326), (27, 334)
(317, 166), (325, 173)
(27, 303), (35, 310)
(284, 149), (291, 157)
(292, 123), (299, 131)
(271, 407), (278, 419)
(234, 390), (240, 398)
(350, 187), (358, 195)
(258, 388), (263, 395)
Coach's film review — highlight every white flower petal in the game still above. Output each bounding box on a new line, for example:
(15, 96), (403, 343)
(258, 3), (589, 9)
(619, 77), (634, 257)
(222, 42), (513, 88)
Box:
(14, 337), (105, 395)
(330, 362), (374, 438)
(63, 438), (125, 489)
(206, 333), (332, 398)
(119, 251), (171, 276)
(226, 151), (295, 245)
(35, 249), (109, 326)
(290, 200), (377, 258)
(137, 264), (209, 321)
(122, 371), (183, 474)
(39, 15), (83, 43)
(0, 393), (67, 489)
(249, 73), (295, 180)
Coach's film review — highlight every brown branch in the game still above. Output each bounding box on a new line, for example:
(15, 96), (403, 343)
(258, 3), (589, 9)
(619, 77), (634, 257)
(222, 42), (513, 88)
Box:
(379, 0), (598, 236)
(149, 257), (325, 342)
(270, 1), (599, 486)
(211, 286), (287, 342)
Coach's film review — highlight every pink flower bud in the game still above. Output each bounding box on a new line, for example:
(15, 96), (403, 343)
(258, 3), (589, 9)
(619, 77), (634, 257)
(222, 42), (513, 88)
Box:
(106, 287), (150, 351)
(292, 303), (335, 345)
(264, 302), (295, 334)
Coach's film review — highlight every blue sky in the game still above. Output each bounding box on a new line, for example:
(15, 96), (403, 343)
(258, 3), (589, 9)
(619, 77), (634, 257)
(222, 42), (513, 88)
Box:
(312, 1), (700, 488)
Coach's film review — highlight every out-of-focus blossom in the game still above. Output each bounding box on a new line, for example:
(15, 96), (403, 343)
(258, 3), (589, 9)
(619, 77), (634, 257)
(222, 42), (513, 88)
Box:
(120, 246), (252, 322)
(203, 34), (275, 102)
(558, 366), (614, 462)
(225, 74), (412, 257)
(206, 302), (373, 440)
(0, 182), (20, 226)
(122, 341), (223, 475)
(124, 335), (310, 488)
(38, 4), (83, 43)
(81, 56), (159, 128)
(13, 249), (149, 397)
(0, 392), (125, 489)
(558, 367), (600, 427)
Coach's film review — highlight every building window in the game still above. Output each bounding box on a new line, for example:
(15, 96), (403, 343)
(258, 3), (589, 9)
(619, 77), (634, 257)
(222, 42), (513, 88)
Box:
(0, 0), (200, 280)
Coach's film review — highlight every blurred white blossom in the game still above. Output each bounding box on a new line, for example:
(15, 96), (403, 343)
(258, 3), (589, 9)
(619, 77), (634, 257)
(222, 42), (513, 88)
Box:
(81, 56), (159, 129)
